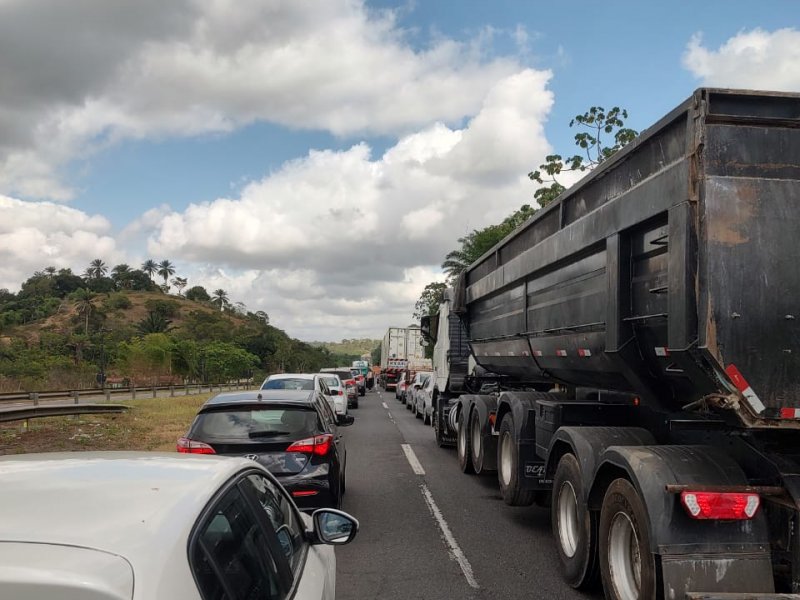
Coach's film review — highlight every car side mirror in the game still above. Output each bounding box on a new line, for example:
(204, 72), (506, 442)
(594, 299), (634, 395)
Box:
(414, 384), (422, 390)
(337, 414), (355, 427)
(310, 509), (359, 545)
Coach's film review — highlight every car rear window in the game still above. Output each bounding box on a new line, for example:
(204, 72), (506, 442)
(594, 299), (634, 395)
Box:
(321, 376), (340, 388)
(193, 407), (319, 440)
(262, 378), (314, 390)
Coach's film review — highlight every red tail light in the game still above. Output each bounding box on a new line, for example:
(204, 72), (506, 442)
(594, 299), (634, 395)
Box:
(177, 437), (216, 454)
(292, 490), (319, 497)
(680, 491), (760, 520)
(337, 390), (344, 395)
(287, 433), (333, 456)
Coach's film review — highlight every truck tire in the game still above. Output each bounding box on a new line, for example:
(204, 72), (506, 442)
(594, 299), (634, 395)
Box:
(497, 414), (535, 506)
(552, 453), (598, 589)
(469, 410), (490, 474)
(599, 478), (657, 600)
(433, 405), (446, 447)
(457, 409), (475, 474)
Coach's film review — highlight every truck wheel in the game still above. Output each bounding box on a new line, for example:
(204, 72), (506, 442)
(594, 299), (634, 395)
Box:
(599, 478), (656, 600)
(497, 414), (534, 506)
(552, 454), (598, 589)
(457, 409), (475, 474)
(470, 410), (489, 474)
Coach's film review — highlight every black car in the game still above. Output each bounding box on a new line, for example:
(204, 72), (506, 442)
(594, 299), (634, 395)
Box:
(178, 389), (354, 511)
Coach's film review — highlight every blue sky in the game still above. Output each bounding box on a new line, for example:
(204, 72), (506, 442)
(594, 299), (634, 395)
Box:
(1, 0), (798, 340)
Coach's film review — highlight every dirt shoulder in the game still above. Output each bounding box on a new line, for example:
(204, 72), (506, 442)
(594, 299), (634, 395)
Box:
(0, 394), (212, 455)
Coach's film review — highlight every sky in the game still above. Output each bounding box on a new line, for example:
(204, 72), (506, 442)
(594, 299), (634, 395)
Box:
(1, 0), (799, 341)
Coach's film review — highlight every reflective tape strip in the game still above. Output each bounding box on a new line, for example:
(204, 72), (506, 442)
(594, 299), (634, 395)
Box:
(522, 351), (530, 357)
(780, 408), (800, 419)
(654, 347), (670, 357)
(578, 349), (592, 357)
(724, 364), (766, 414)
(533, 350), (543, 357)
(556, 350), (567, 357)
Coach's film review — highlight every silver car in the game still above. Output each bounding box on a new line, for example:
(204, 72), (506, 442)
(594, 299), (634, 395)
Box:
(0, 452), (358, 599)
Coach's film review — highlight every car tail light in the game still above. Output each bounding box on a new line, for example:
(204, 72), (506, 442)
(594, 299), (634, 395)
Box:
(680, 491), (760, 520)
(337, 390), (344, 395)
(287, 433), (333, 456)
(177, 437), (215, 454)
(292, 490), (319, 497)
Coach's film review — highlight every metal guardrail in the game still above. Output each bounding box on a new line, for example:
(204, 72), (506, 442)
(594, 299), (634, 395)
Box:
(0, 403), (130, 423)
(0, 382), (253, 406)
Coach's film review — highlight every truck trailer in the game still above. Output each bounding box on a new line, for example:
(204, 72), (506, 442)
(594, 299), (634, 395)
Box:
(380, 326), (428, 390)
(421, 88), (800, 599)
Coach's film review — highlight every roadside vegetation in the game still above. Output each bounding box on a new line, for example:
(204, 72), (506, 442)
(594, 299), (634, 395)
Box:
(0, 393), (212, 455)
(0, 259), (357, 392)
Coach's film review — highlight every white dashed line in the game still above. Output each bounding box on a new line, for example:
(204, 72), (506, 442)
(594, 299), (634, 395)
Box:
(401, 443), (426, 475)
(382, 401), (388, 409)
(420, 483), (480, 589)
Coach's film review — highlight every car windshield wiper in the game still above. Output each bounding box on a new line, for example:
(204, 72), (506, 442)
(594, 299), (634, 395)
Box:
(248, 430), (292, 438)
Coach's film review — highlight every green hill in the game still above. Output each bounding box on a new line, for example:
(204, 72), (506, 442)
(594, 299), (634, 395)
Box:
(310, 338), (380, 359)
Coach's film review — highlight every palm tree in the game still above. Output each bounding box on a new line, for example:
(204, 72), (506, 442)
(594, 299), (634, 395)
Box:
(43, 266), (57, 277)
(141, 259), (158, 281)
(112, 264), (131, 276)
(211, 289), (229, 311)
(86, 258), (108, 280)
(171, 276), (188, 296)
(73, 288), (96, 335)
(137, 311), (174, 334)
(157, 260), (175, 288)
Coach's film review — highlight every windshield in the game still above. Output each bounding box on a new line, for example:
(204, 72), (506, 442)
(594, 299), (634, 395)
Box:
(193, 408), (319, 440)
(262, 378), (314, 390)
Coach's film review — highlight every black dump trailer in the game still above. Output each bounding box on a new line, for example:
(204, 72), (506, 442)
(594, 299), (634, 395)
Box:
(422, 88), (800, 599)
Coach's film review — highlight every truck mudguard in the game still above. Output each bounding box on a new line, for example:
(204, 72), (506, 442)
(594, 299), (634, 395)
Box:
(496, 391), (544, 442)
(545, 426), (655, 496)
(594, 444), (775, 595)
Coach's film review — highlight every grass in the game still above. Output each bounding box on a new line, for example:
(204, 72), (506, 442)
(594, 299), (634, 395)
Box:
(0, 393), (214, 455)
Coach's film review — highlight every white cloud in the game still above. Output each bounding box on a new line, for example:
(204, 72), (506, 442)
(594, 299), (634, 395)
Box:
(683, 28), (800, 91)
(0, 195), (117, 288)
(0, 0), (526, 200)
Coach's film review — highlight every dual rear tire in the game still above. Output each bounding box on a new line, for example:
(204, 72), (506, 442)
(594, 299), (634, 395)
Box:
(552, 453), (656, 600)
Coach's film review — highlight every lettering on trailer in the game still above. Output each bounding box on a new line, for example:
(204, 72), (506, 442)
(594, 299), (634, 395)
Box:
(524, 462), (551, 485)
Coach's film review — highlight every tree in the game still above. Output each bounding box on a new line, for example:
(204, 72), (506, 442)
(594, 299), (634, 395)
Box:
(529, 106), (638, 207)
(72, 288), (96, 335)
(85, 258), (108, 280)
(171, 277), (188, 296)
(43, 266), (57, 277)
(111, 264), (133, 289)
(254, 310), (270, 325)
(441, 204), (537, 281)
(370, 342), (381, 366)
(157, 260), (176, 288)
(137, 311), (174, 334)
(141, 259), (158, 280)
(211, 289), (230, 311)
(185, 285), (211, 302)
(414, 282), (447, 320)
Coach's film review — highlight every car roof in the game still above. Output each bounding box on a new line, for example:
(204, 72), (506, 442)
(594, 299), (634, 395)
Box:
(0, 452), (259, 595)
(204, 389), (316, 408)
(266, 373), (315, 380)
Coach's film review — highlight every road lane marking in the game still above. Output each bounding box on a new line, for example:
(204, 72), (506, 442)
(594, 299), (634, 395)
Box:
(401, 443), (426, 475)
(420, 483), (480, 589)
(382, 401), (388, 409)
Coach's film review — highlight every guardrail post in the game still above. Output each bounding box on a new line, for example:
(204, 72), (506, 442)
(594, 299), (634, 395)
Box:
(131, 386), (136, 400)
(152, 386), (157, 398)
(105, 389), (111, 402)
(185, 383), (189, 396)
(170, 386), (175, 397)
(29, 392), (39, 406)
(73, 391), (80, 404)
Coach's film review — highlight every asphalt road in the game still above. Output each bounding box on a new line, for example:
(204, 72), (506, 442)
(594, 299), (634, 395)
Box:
(336, 387), (602, 600)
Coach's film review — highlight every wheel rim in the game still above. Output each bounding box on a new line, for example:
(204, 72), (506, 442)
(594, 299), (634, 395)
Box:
(500, 432), (513, 486)
(556, 481), (579, 558)
(471, 415), (481, 461)
(608, 511), (641, 600)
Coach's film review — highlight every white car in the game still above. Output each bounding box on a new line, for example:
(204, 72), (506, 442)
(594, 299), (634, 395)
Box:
(318, 373), (348, 416)
(262, 372), (341, 416)
(0, 452), (358, 599)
